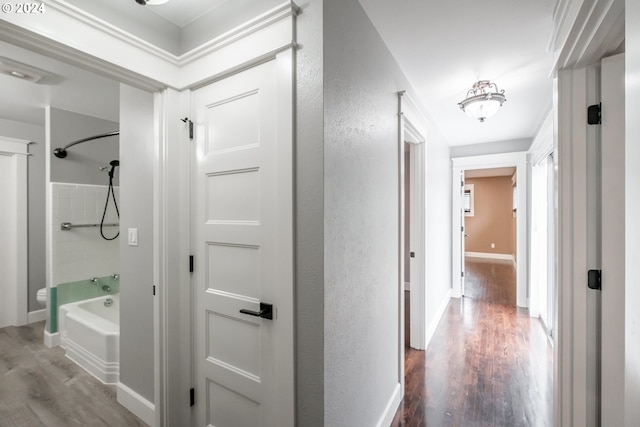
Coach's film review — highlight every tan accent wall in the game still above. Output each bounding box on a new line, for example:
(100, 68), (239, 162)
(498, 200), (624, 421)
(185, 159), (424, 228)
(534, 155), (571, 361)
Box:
(511, 210), (517, 258)
(465, 176), (514, 255)
(511, 175), (517, 259)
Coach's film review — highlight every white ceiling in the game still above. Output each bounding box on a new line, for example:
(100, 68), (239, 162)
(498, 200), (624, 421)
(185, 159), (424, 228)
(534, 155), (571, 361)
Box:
(145, 0), (228, 27)
(0, 0), (556, 148)
(359, 0), (556, 146)
(0, 40), (119, 126)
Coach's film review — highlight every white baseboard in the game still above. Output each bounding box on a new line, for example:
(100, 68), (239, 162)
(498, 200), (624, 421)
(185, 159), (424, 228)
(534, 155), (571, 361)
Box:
(117, 383), (155, 426)
(451, 286), (462, 298)
(404, 282), (410, 291)
(465, 251), (514, 261)
(425, 289), (451, 350)
(27, 309), (46, 324)
(375, 383), (402, 427)
(44, 331), (60, 348)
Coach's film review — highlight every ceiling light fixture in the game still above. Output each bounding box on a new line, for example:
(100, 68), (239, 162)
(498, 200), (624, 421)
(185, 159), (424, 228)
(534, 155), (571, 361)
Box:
(135, 0), (170, 5)
(0, 56), (48, 83)
(458, 80), (507, 122)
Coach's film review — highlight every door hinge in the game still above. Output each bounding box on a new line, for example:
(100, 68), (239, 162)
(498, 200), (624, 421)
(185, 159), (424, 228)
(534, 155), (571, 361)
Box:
(181, 117), (194, 139)
(461, 226), (464, 232)
(153, 285), (156, 296)
(190, 388), (195, 407)
(461, 180), (464, 187)
(587, 103), (601, 125)
(588, 269), (601, 290)
(461, 271), (465, 277)
(189, 255), (194, 273)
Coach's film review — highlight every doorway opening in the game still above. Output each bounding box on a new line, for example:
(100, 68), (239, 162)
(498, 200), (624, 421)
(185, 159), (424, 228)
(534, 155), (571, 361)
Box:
(531, 152), (556, 340)
(451, 152), (527, 307)
(462, 167), (518, 302)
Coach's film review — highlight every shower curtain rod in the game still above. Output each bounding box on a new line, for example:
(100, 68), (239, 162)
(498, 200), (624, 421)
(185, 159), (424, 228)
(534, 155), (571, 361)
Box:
(53, 130), (119, 159)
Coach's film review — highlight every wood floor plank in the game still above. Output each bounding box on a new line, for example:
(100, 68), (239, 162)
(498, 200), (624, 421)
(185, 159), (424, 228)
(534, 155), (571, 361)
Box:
(0, 321), (146, 427)
(392, 258), (553, 427)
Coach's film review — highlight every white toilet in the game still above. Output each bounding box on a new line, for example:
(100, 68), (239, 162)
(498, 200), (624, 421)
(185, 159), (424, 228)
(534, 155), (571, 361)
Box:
(36, 287), (47, 308)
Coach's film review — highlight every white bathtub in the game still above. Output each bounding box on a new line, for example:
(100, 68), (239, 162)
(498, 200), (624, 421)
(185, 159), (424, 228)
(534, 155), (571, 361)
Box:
(59, 294), (119, 384)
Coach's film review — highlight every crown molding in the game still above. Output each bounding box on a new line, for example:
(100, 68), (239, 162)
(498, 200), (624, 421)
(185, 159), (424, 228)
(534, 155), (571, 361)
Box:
(47, 0), (180, 65)
(549, 0), (624, 73)
(178, 1), (299, 66)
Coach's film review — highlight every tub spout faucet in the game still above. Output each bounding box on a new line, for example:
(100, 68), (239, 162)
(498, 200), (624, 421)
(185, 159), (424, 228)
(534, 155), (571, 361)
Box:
(90, 277), (98, 285)
(102, 285), (111, 292)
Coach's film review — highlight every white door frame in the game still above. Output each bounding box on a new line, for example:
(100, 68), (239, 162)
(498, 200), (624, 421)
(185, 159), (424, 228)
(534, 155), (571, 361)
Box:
(600, 52), (625, 427)
(550, 0), (625, 425)
(0, 136), (29, 328)
(398, 91), (428, 352)
(528, 113), (554, 329)
(451, 152), (528, 307)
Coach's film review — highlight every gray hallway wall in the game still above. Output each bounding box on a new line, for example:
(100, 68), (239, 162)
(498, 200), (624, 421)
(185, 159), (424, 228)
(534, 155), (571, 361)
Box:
(118, 85), (155, 403)
(324, 1), (402, 421)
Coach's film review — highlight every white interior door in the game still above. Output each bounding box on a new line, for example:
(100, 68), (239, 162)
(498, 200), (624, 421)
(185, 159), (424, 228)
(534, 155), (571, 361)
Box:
(0, 153), (18, 328)
(0, 138), (28, 328)
(600, 52), (625, 427)
(193, 57), (294, 427)
(407, 141), (426, 350)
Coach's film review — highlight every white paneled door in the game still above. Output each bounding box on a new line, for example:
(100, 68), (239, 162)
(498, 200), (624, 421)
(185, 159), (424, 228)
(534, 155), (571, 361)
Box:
(193, 56), (294, 427)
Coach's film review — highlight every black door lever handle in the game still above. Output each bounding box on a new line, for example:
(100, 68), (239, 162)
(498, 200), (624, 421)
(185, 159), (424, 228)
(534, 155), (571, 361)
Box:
(240, 302), (273, 320)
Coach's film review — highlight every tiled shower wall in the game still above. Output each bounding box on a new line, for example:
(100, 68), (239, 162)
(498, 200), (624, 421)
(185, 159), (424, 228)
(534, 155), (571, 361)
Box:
(50, 183), (120, 286)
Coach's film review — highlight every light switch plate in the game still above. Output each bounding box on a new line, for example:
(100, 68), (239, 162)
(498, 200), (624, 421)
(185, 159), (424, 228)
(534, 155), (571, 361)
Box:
(128, 228), (138, 246)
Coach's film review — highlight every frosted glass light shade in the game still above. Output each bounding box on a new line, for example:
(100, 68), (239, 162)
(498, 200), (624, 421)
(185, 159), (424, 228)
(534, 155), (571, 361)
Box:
(463, 99), (502, 122)
(146, 0), (170, 4)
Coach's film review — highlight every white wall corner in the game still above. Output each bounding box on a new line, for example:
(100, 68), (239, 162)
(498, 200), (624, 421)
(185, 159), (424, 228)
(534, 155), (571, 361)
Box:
(451, 287), (462, 299)
(375, 383), (402, 427)
(117, 382), (155, 427)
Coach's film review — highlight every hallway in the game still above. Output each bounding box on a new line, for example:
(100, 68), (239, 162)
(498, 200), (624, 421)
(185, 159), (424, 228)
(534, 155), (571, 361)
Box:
(392, 258), (553, 426)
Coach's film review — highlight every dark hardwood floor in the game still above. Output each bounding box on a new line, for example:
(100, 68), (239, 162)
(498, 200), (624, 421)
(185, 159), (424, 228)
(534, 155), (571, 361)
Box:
(392, 258), (553, 427)
(0, 321), (146, 426)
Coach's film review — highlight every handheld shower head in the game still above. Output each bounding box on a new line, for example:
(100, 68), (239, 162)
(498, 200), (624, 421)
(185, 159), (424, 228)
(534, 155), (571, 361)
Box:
(108, 160), (120, 178)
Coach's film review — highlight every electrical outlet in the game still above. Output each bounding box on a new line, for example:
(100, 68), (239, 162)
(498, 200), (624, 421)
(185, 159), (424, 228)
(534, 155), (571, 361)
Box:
(491, 243), (495, 249)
